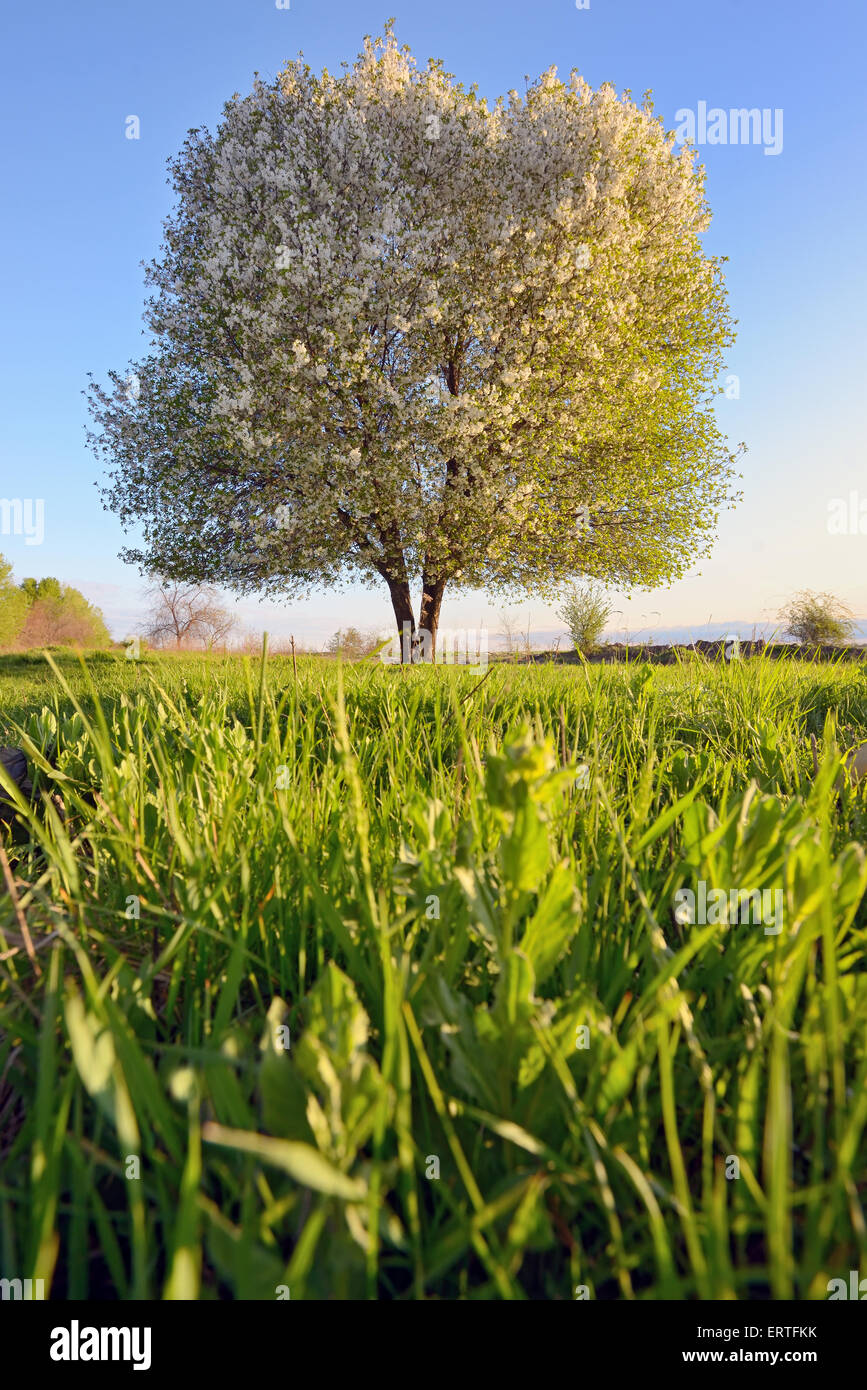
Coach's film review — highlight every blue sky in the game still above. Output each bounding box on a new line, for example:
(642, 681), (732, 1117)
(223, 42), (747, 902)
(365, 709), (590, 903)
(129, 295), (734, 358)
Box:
(1, 0), (865, 646)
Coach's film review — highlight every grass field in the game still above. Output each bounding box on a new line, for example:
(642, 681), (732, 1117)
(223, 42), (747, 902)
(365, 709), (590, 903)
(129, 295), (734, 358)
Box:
(1, 647), (866, 1300)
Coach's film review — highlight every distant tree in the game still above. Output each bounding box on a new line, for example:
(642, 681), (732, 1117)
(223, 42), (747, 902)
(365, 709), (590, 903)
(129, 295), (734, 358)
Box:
(142, 579), (236, 650)
(559, 580), (613, 652)
(231, 627), (268, 655)
(16, 579), (111, 648)
(498, 609), (521, 660)
(19, 576), (63, 605)
(779, 590), (856, 646)
(32, 577), (62, 601)
(0, 555), (28, 648)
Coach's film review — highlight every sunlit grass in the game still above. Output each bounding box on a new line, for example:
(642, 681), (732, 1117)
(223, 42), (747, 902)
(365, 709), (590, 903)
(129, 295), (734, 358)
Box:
(0, 647), (865, 1299)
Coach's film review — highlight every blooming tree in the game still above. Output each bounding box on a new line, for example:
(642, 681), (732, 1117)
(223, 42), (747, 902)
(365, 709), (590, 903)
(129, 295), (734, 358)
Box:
(88, 27), (739, 655)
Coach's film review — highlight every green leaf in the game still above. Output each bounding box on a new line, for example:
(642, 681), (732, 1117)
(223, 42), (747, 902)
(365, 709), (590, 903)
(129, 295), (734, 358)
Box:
(259, 999), (316, 1143)
(202, 1124), (367, 1201)
(598, 1036), (641, 1111)
(520, 861), (579, 984)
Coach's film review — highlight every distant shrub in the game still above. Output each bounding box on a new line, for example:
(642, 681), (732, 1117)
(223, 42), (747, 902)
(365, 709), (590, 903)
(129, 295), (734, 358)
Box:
(778, 590), (856, 646)
(558, 581), (614, 653)
(325, 627), (381, 659)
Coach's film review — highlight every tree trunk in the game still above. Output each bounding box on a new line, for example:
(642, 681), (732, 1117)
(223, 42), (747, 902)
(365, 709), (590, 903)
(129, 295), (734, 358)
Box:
(419, 575), (447, 664)
(380, 564), (447, 664)
(386, 575), (415, 664)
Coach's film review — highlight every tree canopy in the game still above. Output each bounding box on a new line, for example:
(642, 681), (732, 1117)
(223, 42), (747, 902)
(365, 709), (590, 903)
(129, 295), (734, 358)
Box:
(89, 26), (740, 647)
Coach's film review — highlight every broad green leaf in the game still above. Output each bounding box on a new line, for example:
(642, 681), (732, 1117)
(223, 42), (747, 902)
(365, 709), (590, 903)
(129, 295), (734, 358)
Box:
(202, 1123), (367, 1201)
